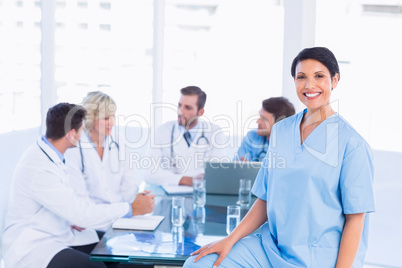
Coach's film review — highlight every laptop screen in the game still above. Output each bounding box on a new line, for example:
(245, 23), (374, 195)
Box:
(204, 161), (262, 195)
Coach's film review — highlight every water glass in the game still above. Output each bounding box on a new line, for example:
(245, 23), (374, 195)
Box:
(193, 174), (206, 207)
(226, 205), (240, 235)
(172, 226), (184, 244)
(193, 206), (206, 223)
(172, 226), (185, 254)
(238, 179), (251, 206)
(171, 196), (185, 227)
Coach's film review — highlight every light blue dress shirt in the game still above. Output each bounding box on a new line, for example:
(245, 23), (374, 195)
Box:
(177, 121), (201, 144)
(41, 136), (65, 163)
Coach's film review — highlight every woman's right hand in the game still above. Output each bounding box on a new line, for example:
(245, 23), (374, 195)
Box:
(191, 237), (236, 268)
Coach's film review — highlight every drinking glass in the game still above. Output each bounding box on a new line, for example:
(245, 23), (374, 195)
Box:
(172, 226), (185, 254)
(171, 196), (185, 227)
(226, 205), (240, 234)
(192, 206), (206, 234)
(193, 174), (206, 207)
(238, 179), (251, 206)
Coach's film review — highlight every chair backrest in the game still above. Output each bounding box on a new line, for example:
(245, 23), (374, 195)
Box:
(0, 127), (40, 260)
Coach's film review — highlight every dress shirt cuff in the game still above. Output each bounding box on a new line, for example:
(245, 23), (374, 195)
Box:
(124, 204), (133, 218)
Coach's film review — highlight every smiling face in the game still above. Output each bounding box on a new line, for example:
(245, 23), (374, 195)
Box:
(294, 59), (339, 112)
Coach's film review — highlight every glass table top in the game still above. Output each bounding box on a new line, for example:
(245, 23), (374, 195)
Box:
(90, 188), (253, 265)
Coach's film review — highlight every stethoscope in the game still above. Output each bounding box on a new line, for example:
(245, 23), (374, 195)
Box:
(257, 138), (268, 161)
(37, 141), (69, 177)
(37, 141), (59, 165)
(79, 135), (120, 175)
(170, 122), (210, 168)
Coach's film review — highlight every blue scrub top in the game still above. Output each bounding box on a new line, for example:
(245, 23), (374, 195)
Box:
(252, 110), (375, 268)
(235, 129), (269, 162)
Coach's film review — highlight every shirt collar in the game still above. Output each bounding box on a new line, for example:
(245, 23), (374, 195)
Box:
(177, 121), (201, 140)
(41, 135), (65, 163)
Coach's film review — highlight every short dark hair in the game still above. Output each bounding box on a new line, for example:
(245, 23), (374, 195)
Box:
(291, 47), (340, 81)
(46, 103), (86, 140)
(262, 97), (295, 123)
(180, 86), (207, 110)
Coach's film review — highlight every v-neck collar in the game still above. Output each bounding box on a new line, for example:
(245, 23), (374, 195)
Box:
(82, 131), (108, 163)
(295, 109), (338, 151)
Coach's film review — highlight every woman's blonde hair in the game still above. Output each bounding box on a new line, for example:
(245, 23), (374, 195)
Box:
(81, 91), (116, 131)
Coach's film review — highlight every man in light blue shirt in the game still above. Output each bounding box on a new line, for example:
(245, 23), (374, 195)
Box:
(235, 97), (295, 162)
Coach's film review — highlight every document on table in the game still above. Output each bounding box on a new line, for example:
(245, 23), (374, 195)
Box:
(112, 215), (165, 231)
(161, 185), (193, 194)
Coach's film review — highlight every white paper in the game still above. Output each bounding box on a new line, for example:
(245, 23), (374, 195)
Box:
(112, 215), (165, 230)
(161, 185), (193, 194)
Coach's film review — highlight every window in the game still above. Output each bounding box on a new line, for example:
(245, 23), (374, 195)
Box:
(161, 0), (284, 140)
(0, 0), (42, 133)
(54, 0), (154, 126)
(315, 0), (402, 152)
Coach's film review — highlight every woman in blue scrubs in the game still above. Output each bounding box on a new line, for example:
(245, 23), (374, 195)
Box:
(184, 47), (375, 268)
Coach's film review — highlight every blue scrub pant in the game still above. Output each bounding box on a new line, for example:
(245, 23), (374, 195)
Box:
(183, 234), (272, 268)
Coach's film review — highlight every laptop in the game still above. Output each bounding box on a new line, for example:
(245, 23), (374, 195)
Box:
(204, 161), (262, 195)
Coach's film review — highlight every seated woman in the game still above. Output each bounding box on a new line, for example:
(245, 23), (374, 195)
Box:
(184, 47), (375, 267)
(65, 91), (154, 231)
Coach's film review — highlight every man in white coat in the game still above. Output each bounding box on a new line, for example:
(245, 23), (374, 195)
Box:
(2, 103), (153, 268)
(145, 86), (226, 186)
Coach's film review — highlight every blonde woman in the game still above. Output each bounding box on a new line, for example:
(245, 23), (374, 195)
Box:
(65, 91), (154, 230)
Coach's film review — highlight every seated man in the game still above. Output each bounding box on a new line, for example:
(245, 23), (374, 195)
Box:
(2, 103), (154, 268)
(235, 97), (295, 162)
(145, 86), (226, 186)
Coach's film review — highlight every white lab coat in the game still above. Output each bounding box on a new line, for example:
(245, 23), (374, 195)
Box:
(2, 138), (130, 268)
(144, 120), (227, 185)
(65, 132), (139, 206)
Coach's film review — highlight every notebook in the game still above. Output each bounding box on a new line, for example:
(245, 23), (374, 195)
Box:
(112, 215), (165, 231)
(204, 161), (262, 195)
(161, 185), (193, 195)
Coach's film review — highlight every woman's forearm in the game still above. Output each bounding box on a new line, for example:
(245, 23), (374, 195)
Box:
(227, 198), (268, 243)
(336, 213), (366, 268)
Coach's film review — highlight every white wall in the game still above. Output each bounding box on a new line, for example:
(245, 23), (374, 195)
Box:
(366, 150), (402, 267)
